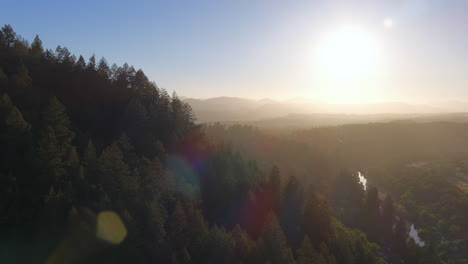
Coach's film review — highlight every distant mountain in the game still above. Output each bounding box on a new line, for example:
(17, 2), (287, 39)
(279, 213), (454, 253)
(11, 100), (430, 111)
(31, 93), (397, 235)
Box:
(183, 97), (468, 123)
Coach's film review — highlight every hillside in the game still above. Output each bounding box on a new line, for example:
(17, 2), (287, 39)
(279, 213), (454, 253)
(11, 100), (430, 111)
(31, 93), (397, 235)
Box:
(0, 25), (393, 264)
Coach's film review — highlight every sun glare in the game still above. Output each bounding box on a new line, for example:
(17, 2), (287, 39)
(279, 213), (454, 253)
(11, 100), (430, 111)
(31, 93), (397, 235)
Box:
(318, 27), (379, 82)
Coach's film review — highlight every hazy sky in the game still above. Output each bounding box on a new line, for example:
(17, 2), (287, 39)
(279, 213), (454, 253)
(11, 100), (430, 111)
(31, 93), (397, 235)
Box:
(2, 0), (468, 103)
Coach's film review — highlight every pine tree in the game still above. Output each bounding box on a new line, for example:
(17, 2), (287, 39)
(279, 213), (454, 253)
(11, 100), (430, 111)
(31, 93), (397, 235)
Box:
(82, 140), (97, 183)
(134, 69), (149, 89)
(303, 192), (331, 246)
(97, 57), (110, 78)
(37, 126), (64, 189)
(29, 35), (43, 57)
(0, 24), (17, 48)
(76, 55), (86, 69)
(117, 133), (138, 169)
(270, 165), (281, 212)
(0, 94), (31, 172)
(205, 225), (235, 263)
(232, 224), (254, 262)
(0, 94), (30, 131)
(87, 54), (96, 71)
(381, 194), (395, 244)
(393, 217), (408, 263)
(280, 175), (304, 248)
(297, 236), (326, 264)
(66, 146), (80, 182)
(168, 202), (188, 249)
(0, 68), (7, 91)
(364, 187), (380, 240)
(97, 143), (130, 199)
(41, 96), (74, 155)
(262, 214), (296, 264)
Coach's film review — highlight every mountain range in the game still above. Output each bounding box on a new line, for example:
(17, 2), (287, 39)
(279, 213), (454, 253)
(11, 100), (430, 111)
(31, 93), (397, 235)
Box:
(183, 97), (468, 127)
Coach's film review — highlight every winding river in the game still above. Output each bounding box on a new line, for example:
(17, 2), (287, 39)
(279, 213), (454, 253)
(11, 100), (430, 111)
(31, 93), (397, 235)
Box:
(357, 171), (425, 247)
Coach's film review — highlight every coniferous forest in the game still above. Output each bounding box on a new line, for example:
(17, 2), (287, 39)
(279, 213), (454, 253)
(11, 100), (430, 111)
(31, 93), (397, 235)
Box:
(0, 25), (465, 264)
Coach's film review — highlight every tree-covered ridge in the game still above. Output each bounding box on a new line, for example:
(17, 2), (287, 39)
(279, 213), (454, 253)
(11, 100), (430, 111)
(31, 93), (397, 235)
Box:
(1, 24), (387, 263)
(204, 123), (461, 263)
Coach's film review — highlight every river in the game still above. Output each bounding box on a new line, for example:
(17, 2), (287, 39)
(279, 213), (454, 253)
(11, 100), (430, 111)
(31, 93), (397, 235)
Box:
(409, 224), (425, 247)
(358, 171), (367, 190)
(357, 171), (425, 247)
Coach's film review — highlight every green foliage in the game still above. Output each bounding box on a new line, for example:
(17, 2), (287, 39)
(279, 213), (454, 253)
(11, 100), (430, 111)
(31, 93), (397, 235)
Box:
(260, 215), (296, 264)
(0, 94), (29, 131)
(41, 96), (74, 153)
(297, 236), (326, 264)
(0, 25), (402, 264)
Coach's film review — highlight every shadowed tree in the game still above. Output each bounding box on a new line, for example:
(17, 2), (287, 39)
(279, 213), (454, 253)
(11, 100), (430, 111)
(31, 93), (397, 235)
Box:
(270, 165), (281, 212)
(280, 175), (304, 248)
(392, 217), (408, 263)
(297, 236), (327, 264)
(97, 57), (111, 79)
(97, 142), (132, 205)
(261, 214), (296, 264)
(76, 55), (86, 69)
(87, 54), (96, 71)
(0, 24), (17, 48)
(0, 94), (31, 174)
(364, 187), (380, 241)
(29, 35), (43, 57)
(303, 191), (331, 246)
(381, 194), (395, 244)
(41, 96), (74, 156)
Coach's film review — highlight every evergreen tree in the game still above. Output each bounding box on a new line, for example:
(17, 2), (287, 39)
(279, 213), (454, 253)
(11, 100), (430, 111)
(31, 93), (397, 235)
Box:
(134, 69), (149, 89)
(41, 96), (74, 155)
(270, 165), (281, 211)
(393, 217), (408, 263)
(0, 94), (30, 131)
(381, 194), (395, 244)
(87, 54), (96, 70)
(97, 57), (111, 78)
(97, 142), (131, 202)
(66, 146), (80, 185)
(82, 140), (97, 182)
(297, 236), (327, 264)
(334, 170), (364, 228)
(364, 187), (380, 241)
(280, 176), (304, 248)
(262, 214), (296, 264)
(37, 126), (64, 189)
(168, 202), (188, 249)
(303, 192), (331, 246)
(0, 94), (31, 173)
(205, 225), (235, 263)
(0, 68), (7, 92)
(29, 35), (43, 57)
(0, 24), (17, 48)
(232, 224), (254, 263)
(117, 133), (138, 169)
(76, 55), (86, 69)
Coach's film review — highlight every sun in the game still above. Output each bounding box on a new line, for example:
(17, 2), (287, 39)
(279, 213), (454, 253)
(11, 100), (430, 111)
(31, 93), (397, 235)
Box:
(318, 26), (379, 82)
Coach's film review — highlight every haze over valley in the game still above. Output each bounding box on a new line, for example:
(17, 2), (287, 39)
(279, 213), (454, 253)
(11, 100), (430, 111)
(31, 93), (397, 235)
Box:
(185, 96), (468, 128)
(2, 1), (468, 263)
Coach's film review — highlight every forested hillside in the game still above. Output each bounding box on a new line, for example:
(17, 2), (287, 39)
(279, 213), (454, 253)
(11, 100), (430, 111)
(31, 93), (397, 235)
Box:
(0, 25), (397, 264)
(204, 122), (468, 263)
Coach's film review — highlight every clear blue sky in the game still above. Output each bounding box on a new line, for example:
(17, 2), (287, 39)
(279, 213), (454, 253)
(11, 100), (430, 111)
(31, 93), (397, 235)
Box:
(2, 0), (468, 102)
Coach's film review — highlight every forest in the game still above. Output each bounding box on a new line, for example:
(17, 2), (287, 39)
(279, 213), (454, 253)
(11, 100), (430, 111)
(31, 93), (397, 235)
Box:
(0, 25), (465, 264)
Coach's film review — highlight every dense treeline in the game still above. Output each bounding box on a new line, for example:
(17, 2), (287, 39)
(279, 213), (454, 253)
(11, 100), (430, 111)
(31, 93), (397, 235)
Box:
(204, 123), (466, 263)
(368, 163), (468, 263)
(297, 122), (468, 263)
(0, 25), (388, 263)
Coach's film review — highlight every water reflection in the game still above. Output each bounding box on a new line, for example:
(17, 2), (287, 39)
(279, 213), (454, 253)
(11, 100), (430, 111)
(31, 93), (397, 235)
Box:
(409, 224), (425, 247)
(358, 171), (367, 190)
(357, 171), (425, 247)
